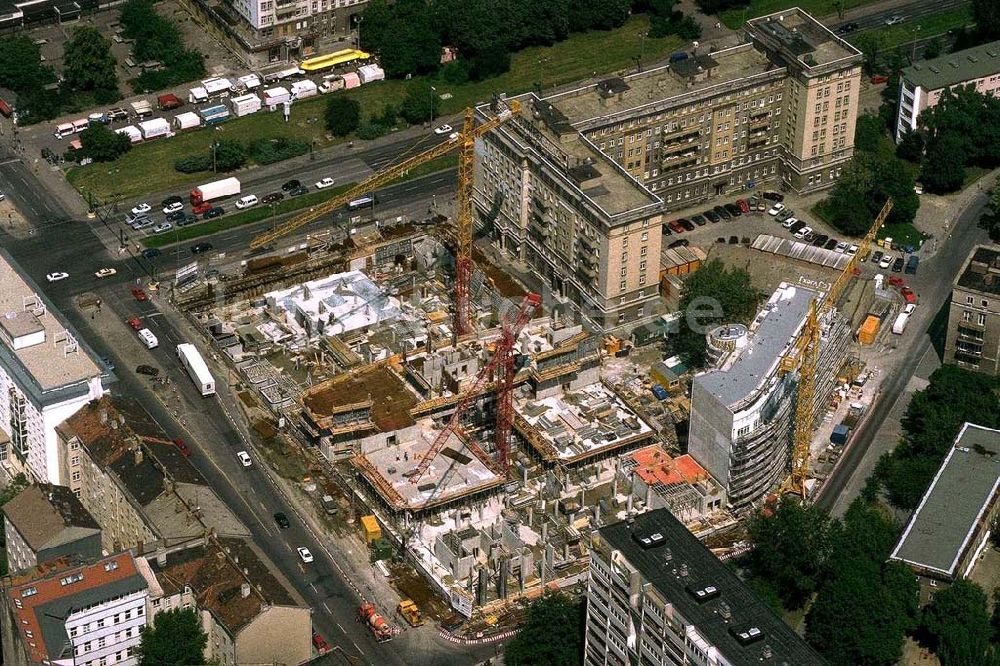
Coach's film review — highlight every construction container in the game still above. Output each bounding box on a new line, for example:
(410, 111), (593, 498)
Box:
(857, 315), (880, 345)
(830, 424), (851, 445)
(360, 515), (382, 543)
(228, 93), (262, 117)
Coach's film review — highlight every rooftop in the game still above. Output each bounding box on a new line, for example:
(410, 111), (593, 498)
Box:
(629, 445), (710, 487)
(0, 248), (102, 402)
(303, 363), (419, 432)
(5, 552), (145, 663)
(890, 423), (1000, 578)
(598, 509), (826, 665)
(746, 8), (861, 70)
(694, 283), (815, 409)
(955, 244), (1000, 296)
(2, 483), (100, 552)
(517, 382), (655, 464)
(903, 39), (1000, 92)
(144, 538), (297, 633)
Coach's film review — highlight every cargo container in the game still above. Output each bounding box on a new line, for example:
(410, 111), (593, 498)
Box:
(177, 343), (215, 396)
(72, 119), (89, 133)
(360, 515), (382, 543)
(357, 64), (385, 84)
(858, 314), (880, 345)
(198, 104), (230, 124)
(201, 77), (232, 98)
(130, 99), (153, 118)
(234, 73), (262, 91)
(342, 72), (361, 89)
(290, 79), (317, 100)
(228, 93), (261, 117)
(318, 74), (345, 94)
(190, 177), (241, 206)
(54, 122), (75, 139)
(115, 125), (143, 143)
(173, 112), (201, 130)
(138, 117), (170, 139)
(157, 93), (183, 110)
(188, 87), (209, 104)
(262, 86), (291, 109)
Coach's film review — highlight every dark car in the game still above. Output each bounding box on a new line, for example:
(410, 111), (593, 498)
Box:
(724, 203), (742, 217)
(823, 238), (839, 250)
(892, 256), (905, 272)
(203, 206), (224, 219)
(871, 250), (884, 264)
(166, 210), (186, 222)
(101, 357), (115, 371)
(714, 205), (731, 220)
(141, 248), (161, 259)
(177, 214), (198, 227)
(261, 192), (284, 204)
(136, 364), (159, 377)
(678, 218), (695, 231)
(668, 239), (690, 249)
(763, 191), (785, 202)
(281, 179), (301, 192)
(289, 186), (309, 196)
(812, 234), (829, 247)
(274, 512), (291, 529)
(691, 214), (707, 226)
(788, 220), (806, 233)
(172, 439), (191, 458)
(661, 224), (672, 236)
(191, 242), (214, 254)
(161, 195), (183, 208)
(704, 210), (721, 223)
(836, 22), (859, 34)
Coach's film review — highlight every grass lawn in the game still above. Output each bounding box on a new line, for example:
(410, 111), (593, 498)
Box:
(66, 16), (677, 200)
(879, 221), (925, 247)
(856, 7), (972, 50)
(720, 0), (880, 29)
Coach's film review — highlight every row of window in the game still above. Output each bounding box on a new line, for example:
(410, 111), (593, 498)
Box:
(961, 311), (989, 326)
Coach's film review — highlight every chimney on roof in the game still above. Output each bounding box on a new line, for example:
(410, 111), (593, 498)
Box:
(241, 582), (251, 598)
(156, 550), (167, 567)
(134, 446), (144, 466)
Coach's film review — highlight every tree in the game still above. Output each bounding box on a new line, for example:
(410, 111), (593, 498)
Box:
(0, 37), (54, 93)
(399, 84), (440, 125)
(211, 139), (246, 172)
(673, 259), (761, 368)
(821, 148), (919, 236)
(896, 130), (925, 163)
(63, 27), (119, 99)
(920, 86), (1000, 169)
(745, 497), (831, 609)
(567, 0), (631, 32)
(923, 37), (942, 59)
(79, 124), (132, 162)
(505, 592), (583, 666)
(980, 186), (1000, 243)
(921, 131), (967, 194)
(921, 580), (993, 665)
(973, 0), (1000, 40)
(324, 96), (361, 137)
(853, 114), (885, 153)
(136, 608), (207, 666)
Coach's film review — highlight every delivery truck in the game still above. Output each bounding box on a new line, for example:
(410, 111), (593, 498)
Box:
(232, 73), (262, 92)
(290, 80), (318, 100)
(892, 304), (917, 335)
(262, 86), (291, 109)
(176, 343), (215, 396)
(229, 93), (262, 117)
(190, 177), (241, 206)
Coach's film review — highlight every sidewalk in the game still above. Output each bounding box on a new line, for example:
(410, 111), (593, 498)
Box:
(913, 168), (1000, 259)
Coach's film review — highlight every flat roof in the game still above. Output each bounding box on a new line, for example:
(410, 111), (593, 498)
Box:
(694, 283), (815, 409)
(890, 423), (1000, 578)
(903, 39), (1000, 92)
(303, 364), (419, 431)
(0, 249), (101, 403)
(746, 8), (861, 69)
(954, 245), (1000, 296)
(599, 509), (826, 664)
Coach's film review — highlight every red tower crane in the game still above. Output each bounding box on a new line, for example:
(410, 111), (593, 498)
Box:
(408, 293), (541, 485)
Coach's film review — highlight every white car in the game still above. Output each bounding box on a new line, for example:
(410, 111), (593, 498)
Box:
(767, 202), (785, 216)
(46, 272), (69, 282)
(152, 222), (173, 234)
(162, 202), (183, 214)
(879, 254), (893, 269)
(235, 195), (259, 209)
(834, 242), (849, 253)
(448, 132), (460, 141)
(297, 547), (314, 563)
(903, 303), (917, 316)
(847, 244), (859, 256)
(884, 14), (905, 26)
(315, 177), (336, 189)
(794, 226), (813, 240)
(131, 203), (151, 216)
(237, 451), (252, 467)
(434, 124), (453, 135)
(94, 268), (117, 278)
(0, 192), (5, 201)
(781, 216), (799, 229)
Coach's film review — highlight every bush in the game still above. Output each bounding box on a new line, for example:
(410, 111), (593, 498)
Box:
(325, 96), (361, 137)
(247, 136), (310, 165)
(174, 154), (213, 173)
(399, 84), (440, 125)
(356, 121), (390, 140)
(78, 124), (131, 162)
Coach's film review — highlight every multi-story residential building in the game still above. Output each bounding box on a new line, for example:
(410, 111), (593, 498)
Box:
(136, 537), (312, 666)
(586, 509), (825, 665)
(687, 283), (849, 511)
(944, 245), (1000, 376)
(0, 552), (148, 666)
(2, 484), (101, 574)
(895, 40), (1000, 142)
(0, 249), (105, 485)
(475, 8), (862, 326)
(56, 396), (249, 553)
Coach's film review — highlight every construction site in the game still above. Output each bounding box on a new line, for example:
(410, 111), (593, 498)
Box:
(164, 92), (915, 628)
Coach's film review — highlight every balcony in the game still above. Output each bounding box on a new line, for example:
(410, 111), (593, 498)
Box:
(661, 157), (697, 173)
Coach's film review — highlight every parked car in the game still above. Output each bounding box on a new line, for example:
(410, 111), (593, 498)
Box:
(871, 250), (884, 264)
(235, 194), (259, 209)
(281, 179), (301, 191)
(704, 210), (721, 223)
(162, 201), (183, 215)
(836, 22), (859, 34)
(95, 268), (117, 278)
(136, 364), (159, 376)
(177, 214), (198, 227)
(823, 238), (839, 250)
(679, 218), (696, 231)
(130, 286), (147, 301)
(781, 216), (799, 229)
(237, 450), (252, 467)
(191, 242), (214, 254)
(668, 239), (690, 248)
(297, 547), (314, 563)
(661, 223), (672, 236)
(724, 203), (742, 217)
(768, 202), (785, 216)
(794, 225), (813, 239)
(691, 214), (707, 226)
(126, 316), (143, 331)
(141, 248), (161, 259)
(737, 199), (750, 214)
(166, 210), (186, 222)
(668, 220), (686, 233)
(776, 209), (794, 222)
(289, 186), (309, 196)
(892, 256), (905, 272)
(161, 195), (183, 208)
(835, 241), (849, 253)
(812, 234), (829, 247)
(315, 177), (336, 189)
(131, 203), (151, 216)
(885, 14), (905, 26)
(713, 205), (731, 220)
(203, 206), (224, 219)
(46, 272), (69, 282)
(788, 221), (807, 234)
(152, 222), (173, 234)
(433, 124), (453, 135)
(879, 254), (893, 269)
(261, 192), (284, 204)
(847, 244), (859, 256)
(763, 191), (784, 202)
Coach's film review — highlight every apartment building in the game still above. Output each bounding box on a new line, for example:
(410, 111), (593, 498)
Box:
(0, 249), (105, 485)
(895, 40), (1000, 142)
(944, 244), (1000, 376)
(2, 484), (101, 575)
(687, 283), (849, 511)
(0, 552), (148, 666)
(586, 509), (825, 665)
(475, 9), (861, 327)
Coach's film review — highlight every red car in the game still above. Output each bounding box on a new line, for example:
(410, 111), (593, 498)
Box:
(172, 439), (192, 457)
(130, 286), (148, 302)
(312, 632), (331, 654)
(900, 287), (917, 304)
(887, 275), (905, 288)
(126, 316), (143, 331)
(667, 220), (686, 233)
(737, 199), (750, 213)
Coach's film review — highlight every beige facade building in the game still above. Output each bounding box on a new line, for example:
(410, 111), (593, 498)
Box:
(475, 8), (861, 327)
(944, 245), (1000, 376)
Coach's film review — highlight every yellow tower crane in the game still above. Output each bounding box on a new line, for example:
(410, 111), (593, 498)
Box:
(781, 198), (893, 497)
(250, 100), (521, 336)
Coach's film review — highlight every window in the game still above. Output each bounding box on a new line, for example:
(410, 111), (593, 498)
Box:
(60, 573), (84, 586)
(618, 313), (627, 323)
(966, 296), (975, 304)
(72, 471), (81, 483)
(620, 267), (627, 277)
(104, 561), (119, 572)
(983, 299), (990, 308)
(963, 311), (972, 322)
(21, 587), (37, 598)
(979, 313), (987, 326)
(641, 231), (648, 241)
(98, 636), (106, 649)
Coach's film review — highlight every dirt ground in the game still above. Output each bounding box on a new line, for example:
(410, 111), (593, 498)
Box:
(388, 561), (452, 621)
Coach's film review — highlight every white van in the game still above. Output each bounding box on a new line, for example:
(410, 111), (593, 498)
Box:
(235, 194), (258, 209)
(137, 328), (159, 349)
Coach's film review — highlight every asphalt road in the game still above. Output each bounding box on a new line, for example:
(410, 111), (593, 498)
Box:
(830, 0), (970, 35)
(814, 190), (989, 511)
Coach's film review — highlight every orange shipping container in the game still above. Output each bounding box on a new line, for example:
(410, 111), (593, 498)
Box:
(858, 315), (880, 345)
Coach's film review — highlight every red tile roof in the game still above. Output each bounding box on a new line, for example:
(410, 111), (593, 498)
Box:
(631, 445), (707, 487)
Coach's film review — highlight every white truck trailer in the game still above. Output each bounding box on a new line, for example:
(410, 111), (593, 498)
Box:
(190, 177), (241, 206)
(177, 343), (215, 396)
